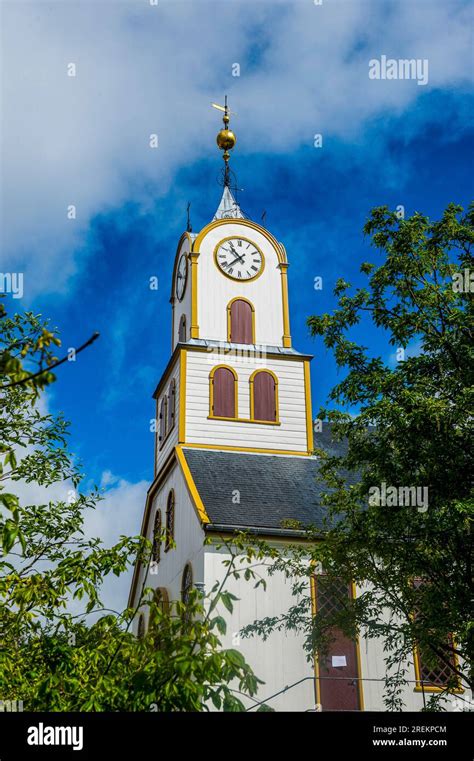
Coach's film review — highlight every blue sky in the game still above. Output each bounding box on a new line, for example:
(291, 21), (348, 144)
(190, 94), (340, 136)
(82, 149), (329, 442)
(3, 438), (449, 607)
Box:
(23, 90), (473, 486)
(2, 0), (473, 602)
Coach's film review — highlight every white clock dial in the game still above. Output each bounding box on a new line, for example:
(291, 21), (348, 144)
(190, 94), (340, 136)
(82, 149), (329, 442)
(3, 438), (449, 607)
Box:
(215, 237), (264, 281)
(176, 253), (188, 301)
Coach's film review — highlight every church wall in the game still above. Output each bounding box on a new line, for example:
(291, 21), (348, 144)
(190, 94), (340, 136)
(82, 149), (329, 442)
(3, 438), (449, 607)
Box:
(133, 459), (205, 632)
(172, 235), (192, 352)
(204, 544), (316, 711)
(155, 357), (181, 474)
(355, 584), (466, 712)
(185, 350), (308, 452)
(196, 222), (285, 346)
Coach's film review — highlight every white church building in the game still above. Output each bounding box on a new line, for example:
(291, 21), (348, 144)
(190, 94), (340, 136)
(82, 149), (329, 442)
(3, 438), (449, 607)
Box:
(128, 106), (465, 712)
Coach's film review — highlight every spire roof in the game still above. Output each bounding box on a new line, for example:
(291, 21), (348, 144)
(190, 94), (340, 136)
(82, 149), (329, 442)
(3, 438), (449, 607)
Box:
(213, 185), (245, 221)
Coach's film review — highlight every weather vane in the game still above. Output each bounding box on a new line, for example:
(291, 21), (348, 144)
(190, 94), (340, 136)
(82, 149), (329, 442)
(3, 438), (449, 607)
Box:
(212, 96), (237, 187)
(186, 201), (192, 233)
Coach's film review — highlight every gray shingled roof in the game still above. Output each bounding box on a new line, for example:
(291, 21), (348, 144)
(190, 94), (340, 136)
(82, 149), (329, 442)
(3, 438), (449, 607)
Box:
(182, 424), (356, 532)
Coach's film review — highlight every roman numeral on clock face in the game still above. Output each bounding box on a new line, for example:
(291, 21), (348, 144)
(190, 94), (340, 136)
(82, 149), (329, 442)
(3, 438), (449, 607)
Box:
(216, 238), (263, 280)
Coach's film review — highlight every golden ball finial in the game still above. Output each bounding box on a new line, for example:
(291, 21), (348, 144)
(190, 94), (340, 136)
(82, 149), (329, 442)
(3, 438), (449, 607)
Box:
(216, 128), (236, 152)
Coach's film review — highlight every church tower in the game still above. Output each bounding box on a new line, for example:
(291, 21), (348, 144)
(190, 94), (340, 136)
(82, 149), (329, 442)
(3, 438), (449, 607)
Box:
(160, 100), (313, 467)
(129, 102), (322, 711)
(128, 104), (463, 713)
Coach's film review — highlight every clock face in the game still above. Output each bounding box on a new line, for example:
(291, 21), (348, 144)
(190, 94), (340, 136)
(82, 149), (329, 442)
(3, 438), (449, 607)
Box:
(176, 253), (188, 301)
(214, 236), (264, 281)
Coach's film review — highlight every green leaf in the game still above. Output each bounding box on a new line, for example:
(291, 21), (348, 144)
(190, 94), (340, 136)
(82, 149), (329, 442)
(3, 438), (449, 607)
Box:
(213, 616), (227, 635)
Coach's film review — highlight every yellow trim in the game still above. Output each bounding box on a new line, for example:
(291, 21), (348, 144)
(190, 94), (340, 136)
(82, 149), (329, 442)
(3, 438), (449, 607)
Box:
(279, 263), (292, 348)
(411, 579), (464, 694)
(351, 581), (365, 711)
(158, 396), (168, 451)
(164, 488), (175, 553)
(214, 236), (265, 283)
(226, 296), (256, 343)
(170, 232), (193, 300)
(183, 442), (310, 456)
(207, 529), (314, 544)
(209, 364), (238, 419)
(128, 451), (177, 608)
(207, 415), (280, 426)
(304, 360), (314, 454)
(153, 348), (180, 400)
(170, 232), (193, 349)
(190, 252), (199, 339)
(249, 368), (280, 424)
(192, 219), (290, 350)
(158, 379), (176, 451)
(310, 575), (321, 708)
(192, 218), (287, 264)
(151, 507), (162, 564)
(178, 349), (186, 444)
(175, 446), (210, 524)
(310, 574), (364, 711)
(154, 587), (170, 616)
(176, 253), (188, 302)
(412, 642), (464, 694)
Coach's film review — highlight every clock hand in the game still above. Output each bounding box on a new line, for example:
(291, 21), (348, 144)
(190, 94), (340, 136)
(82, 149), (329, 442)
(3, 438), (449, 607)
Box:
(228, 243), (245, 263)
(226, 254), (246, 267)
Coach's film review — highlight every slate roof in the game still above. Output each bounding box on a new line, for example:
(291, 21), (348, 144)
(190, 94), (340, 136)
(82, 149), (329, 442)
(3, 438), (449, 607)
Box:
(182, 424), (357, 534)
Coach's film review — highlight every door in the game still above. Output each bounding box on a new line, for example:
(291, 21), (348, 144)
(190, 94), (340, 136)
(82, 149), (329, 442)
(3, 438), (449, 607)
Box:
(313, 575), (361, 711)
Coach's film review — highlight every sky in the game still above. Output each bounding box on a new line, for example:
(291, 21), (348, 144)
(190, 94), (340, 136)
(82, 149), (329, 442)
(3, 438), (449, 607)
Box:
(1, 0), (473, 610)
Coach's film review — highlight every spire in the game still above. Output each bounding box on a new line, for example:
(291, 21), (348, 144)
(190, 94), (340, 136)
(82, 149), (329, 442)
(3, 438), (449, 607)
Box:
(211, 97), (245, 219)
(212, 96), (236, 187)
(213, 185), (244, 221)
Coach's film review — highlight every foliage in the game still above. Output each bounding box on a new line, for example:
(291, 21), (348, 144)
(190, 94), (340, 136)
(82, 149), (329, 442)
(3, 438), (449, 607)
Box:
(241, 203), (473, 710)
(0, 304), (261, 711)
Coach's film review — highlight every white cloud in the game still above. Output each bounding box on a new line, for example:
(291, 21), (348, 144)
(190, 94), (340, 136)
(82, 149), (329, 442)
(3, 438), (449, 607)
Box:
(1, 0), (471, 297)
(82, 474), (148, 613)
(8, 455), (147, 614)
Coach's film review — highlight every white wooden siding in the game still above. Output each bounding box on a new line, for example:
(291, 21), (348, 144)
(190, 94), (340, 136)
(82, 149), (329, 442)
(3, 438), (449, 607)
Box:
(155, 356), (181, 473)
(185, 350), (308, 452)
(355, 583), (467, 711)
(204, 545), (316, 711)
(133, 460), (206, 630)
(172, 236), (192, 352)
(197, 223), (285, 346)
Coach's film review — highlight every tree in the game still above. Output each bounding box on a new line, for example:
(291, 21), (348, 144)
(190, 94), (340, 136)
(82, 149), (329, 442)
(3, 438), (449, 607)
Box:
(241, 203), (473, 710)
(0, 304), (261, 710)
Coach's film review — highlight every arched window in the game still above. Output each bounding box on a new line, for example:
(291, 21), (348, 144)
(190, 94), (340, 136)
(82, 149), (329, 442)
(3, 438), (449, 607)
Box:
(137, 613), (145, 640)
(154, 587), (170, 615)
(149, 588), (170, 632)
(165, 490), (175, 552)
(210, 366), (238, 419)
(168, 379), (176, 431)
(178, 314), (187, 343)
(412, 579), (459, 690)
(227, 298), (254, 344)
(152, 509), (162, 564)
(159, 396), (168, 448)
(181, 563), (193, 608)
(250, 370), (278, 422)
